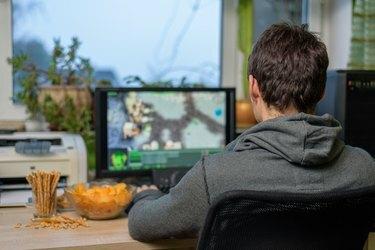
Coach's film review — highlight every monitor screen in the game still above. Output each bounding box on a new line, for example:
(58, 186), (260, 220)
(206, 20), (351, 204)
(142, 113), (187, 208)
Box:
(95, 88), (235, 178)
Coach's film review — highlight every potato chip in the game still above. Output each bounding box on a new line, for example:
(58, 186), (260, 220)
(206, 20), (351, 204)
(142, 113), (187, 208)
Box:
(66, 182), (132, 220)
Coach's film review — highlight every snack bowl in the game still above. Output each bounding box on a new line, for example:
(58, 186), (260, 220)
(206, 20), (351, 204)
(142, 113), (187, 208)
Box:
(65, 182), (133, 220)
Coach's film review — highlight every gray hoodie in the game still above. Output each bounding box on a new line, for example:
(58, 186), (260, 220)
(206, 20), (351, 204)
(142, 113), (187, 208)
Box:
(128, 113), (375, 242)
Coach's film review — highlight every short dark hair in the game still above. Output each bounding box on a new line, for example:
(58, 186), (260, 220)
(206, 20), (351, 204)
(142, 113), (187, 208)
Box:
(248, 23), (329, 113)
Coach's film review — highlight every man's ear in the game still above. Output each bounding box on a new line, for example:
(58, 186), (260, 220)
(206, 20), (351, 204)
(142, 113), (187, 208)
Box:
(249, 75), (260, 103)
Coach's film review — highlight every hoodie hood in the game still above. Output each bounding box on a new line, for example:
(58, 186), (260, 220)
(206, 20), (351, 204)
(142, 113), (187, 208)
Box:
(231, 113), (345, 166)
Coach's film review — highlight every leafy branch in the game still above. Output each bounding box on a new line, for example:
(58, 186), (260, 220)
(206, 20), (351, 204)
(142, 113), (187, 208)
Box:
(123, 75), (206, 88)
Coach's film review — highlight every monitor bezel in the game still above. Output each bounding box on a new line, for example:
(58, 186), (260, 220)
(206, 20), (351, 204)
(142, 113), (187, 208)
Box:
(95, 87), (236, 179)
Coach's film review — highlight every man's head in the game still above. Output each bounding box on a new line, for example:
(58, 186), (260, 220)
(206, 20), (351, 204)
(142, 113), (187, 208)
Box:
(248, 23), (329, 122)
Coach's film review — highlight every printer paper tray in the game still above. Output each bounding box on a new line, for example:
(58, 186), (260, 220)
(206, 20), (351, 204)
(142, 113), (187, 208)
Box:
(0, 161), (70, 178)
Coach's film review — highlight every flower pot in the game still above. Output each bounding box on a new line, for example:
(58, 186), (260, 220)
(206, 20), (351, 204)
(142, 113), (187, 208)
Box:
(38, 85), (92, 109)
(24, 119), (49, 132)
(236, 99), (257, 128)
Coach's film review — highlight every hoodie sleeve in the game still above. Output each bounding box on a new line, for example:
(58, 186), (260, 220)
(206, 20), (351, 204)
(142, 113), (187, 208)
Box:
(128, 159), (210, 242)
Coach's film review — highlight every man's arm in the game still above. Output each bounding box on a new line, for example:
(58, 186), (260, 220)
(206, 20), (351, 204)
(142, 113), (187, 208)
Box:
(128, 159), (210, 242)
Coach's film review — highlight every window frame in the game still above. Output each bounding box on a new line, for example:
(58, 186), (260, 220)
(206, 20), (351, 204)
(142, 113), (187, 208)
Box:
(0, 0), (26, 120)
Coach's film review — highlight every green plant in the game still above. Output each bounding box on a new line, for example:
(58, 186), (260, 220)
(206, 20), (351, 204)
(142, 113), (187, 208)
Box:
(8, 37), (96, 112)
(123, 75), (206, 88)
(8, 37), (106, 171)
(47, 37), (94, 86)
(41, 95), (93, 140)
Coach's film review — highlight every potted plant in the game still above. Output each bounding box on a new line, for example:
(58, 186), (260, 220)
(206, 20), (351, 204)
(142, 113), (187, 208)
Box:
(37, 37), (94, 116)
(8, 37), (109, 172)
(8, 37), (97, 127)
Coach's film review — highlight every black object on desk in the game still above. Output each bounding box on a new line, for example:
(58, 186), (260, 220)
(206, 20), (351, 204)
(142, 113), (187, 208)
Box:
(316, 70), (375, 156)
(94, 87), (236, 183)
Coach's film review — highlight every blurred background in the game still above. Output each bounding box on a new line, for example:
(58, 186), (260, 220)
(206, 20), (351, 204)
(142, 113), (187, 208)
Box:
(1, 0), (373, 171)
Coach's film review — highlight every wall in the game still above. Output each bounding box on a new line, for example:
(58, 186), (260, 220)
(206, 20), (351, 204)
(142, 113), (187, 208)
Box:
(323, 0), (352, 69)
(221, 0), (242, 98)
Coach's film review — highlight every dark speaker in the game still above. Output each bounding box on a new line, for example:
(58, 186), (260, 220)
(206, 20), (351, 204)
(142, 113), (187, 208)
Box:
(316, 70), (375, 156)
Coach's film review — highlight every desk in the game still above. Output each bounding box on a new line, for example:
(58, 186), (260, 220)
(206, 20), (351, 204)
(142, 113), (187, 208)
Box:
(0, 207), (196, 250)
(1, 207), (375, 250)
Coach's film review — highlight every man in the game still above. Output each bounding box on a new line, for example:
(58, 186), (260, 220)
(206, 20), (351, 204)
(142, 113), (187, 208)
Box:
(128, 23), (375, 242)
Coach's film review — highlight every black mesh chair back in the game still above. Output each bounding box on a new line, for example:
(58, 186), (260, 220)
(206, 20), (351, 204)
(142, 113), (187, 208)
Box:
(198, 187), (375, 250)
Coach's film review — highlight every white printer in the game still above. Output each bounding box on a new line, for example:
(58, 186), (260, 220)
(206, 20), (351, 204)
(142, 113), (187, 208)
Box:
(0, 132), (88, 205)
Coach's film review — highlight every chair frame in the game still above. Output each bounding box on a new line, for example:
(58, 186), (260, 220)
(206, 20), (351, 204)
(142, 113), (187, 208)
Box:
(198, 186), (375, 250)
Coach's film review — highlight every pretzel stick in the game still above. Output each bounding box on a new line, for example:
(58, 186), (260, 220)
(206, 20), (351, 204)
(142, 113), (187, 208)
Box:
(46, 173), (51, 214)
(37, 172), (43, 215)
(51, 172), (60, 213)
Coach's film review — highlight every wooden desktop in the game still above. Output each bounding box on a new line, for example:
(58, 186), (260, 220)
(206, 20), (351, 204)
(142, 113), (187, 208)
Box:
(1, 206), (374, 250)
(0, 207), (196, 249)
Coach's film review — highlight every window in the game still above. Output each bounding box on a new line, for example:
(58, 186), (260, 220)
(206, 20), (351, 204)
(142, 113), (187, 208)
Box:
(12, 0), (222, 96)
(254, 0), (305, 41)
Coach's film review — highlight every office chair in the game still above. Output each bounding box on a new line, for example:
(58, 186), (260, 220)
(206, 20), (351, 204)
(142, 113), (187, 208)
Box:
(197, 187), (375, 250)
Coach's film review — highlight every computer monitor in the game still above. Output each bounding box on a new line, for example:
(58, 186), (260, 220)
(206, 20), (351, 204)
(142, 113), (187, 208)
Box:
(95, 87), (236, 178)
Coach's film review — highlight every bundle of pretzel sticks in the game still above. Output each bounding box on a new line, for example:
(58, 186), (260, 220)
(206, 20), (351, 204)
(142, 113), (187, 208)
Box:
(26, 170), (61, 217)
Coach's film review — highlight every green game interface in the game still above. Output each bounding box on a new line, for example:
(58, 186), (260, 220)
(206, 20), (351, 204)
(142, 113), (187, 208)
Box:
(107, 91), (226, 171)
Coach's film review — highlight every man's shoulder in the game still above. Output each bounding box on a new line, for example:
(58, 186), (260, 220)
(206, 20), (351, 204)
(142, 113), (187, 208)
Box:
(336, 145), (375, 178)
(203, 148), (265, 171)
(341, 145), (374, 164)
(202, 151), (231, 171)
